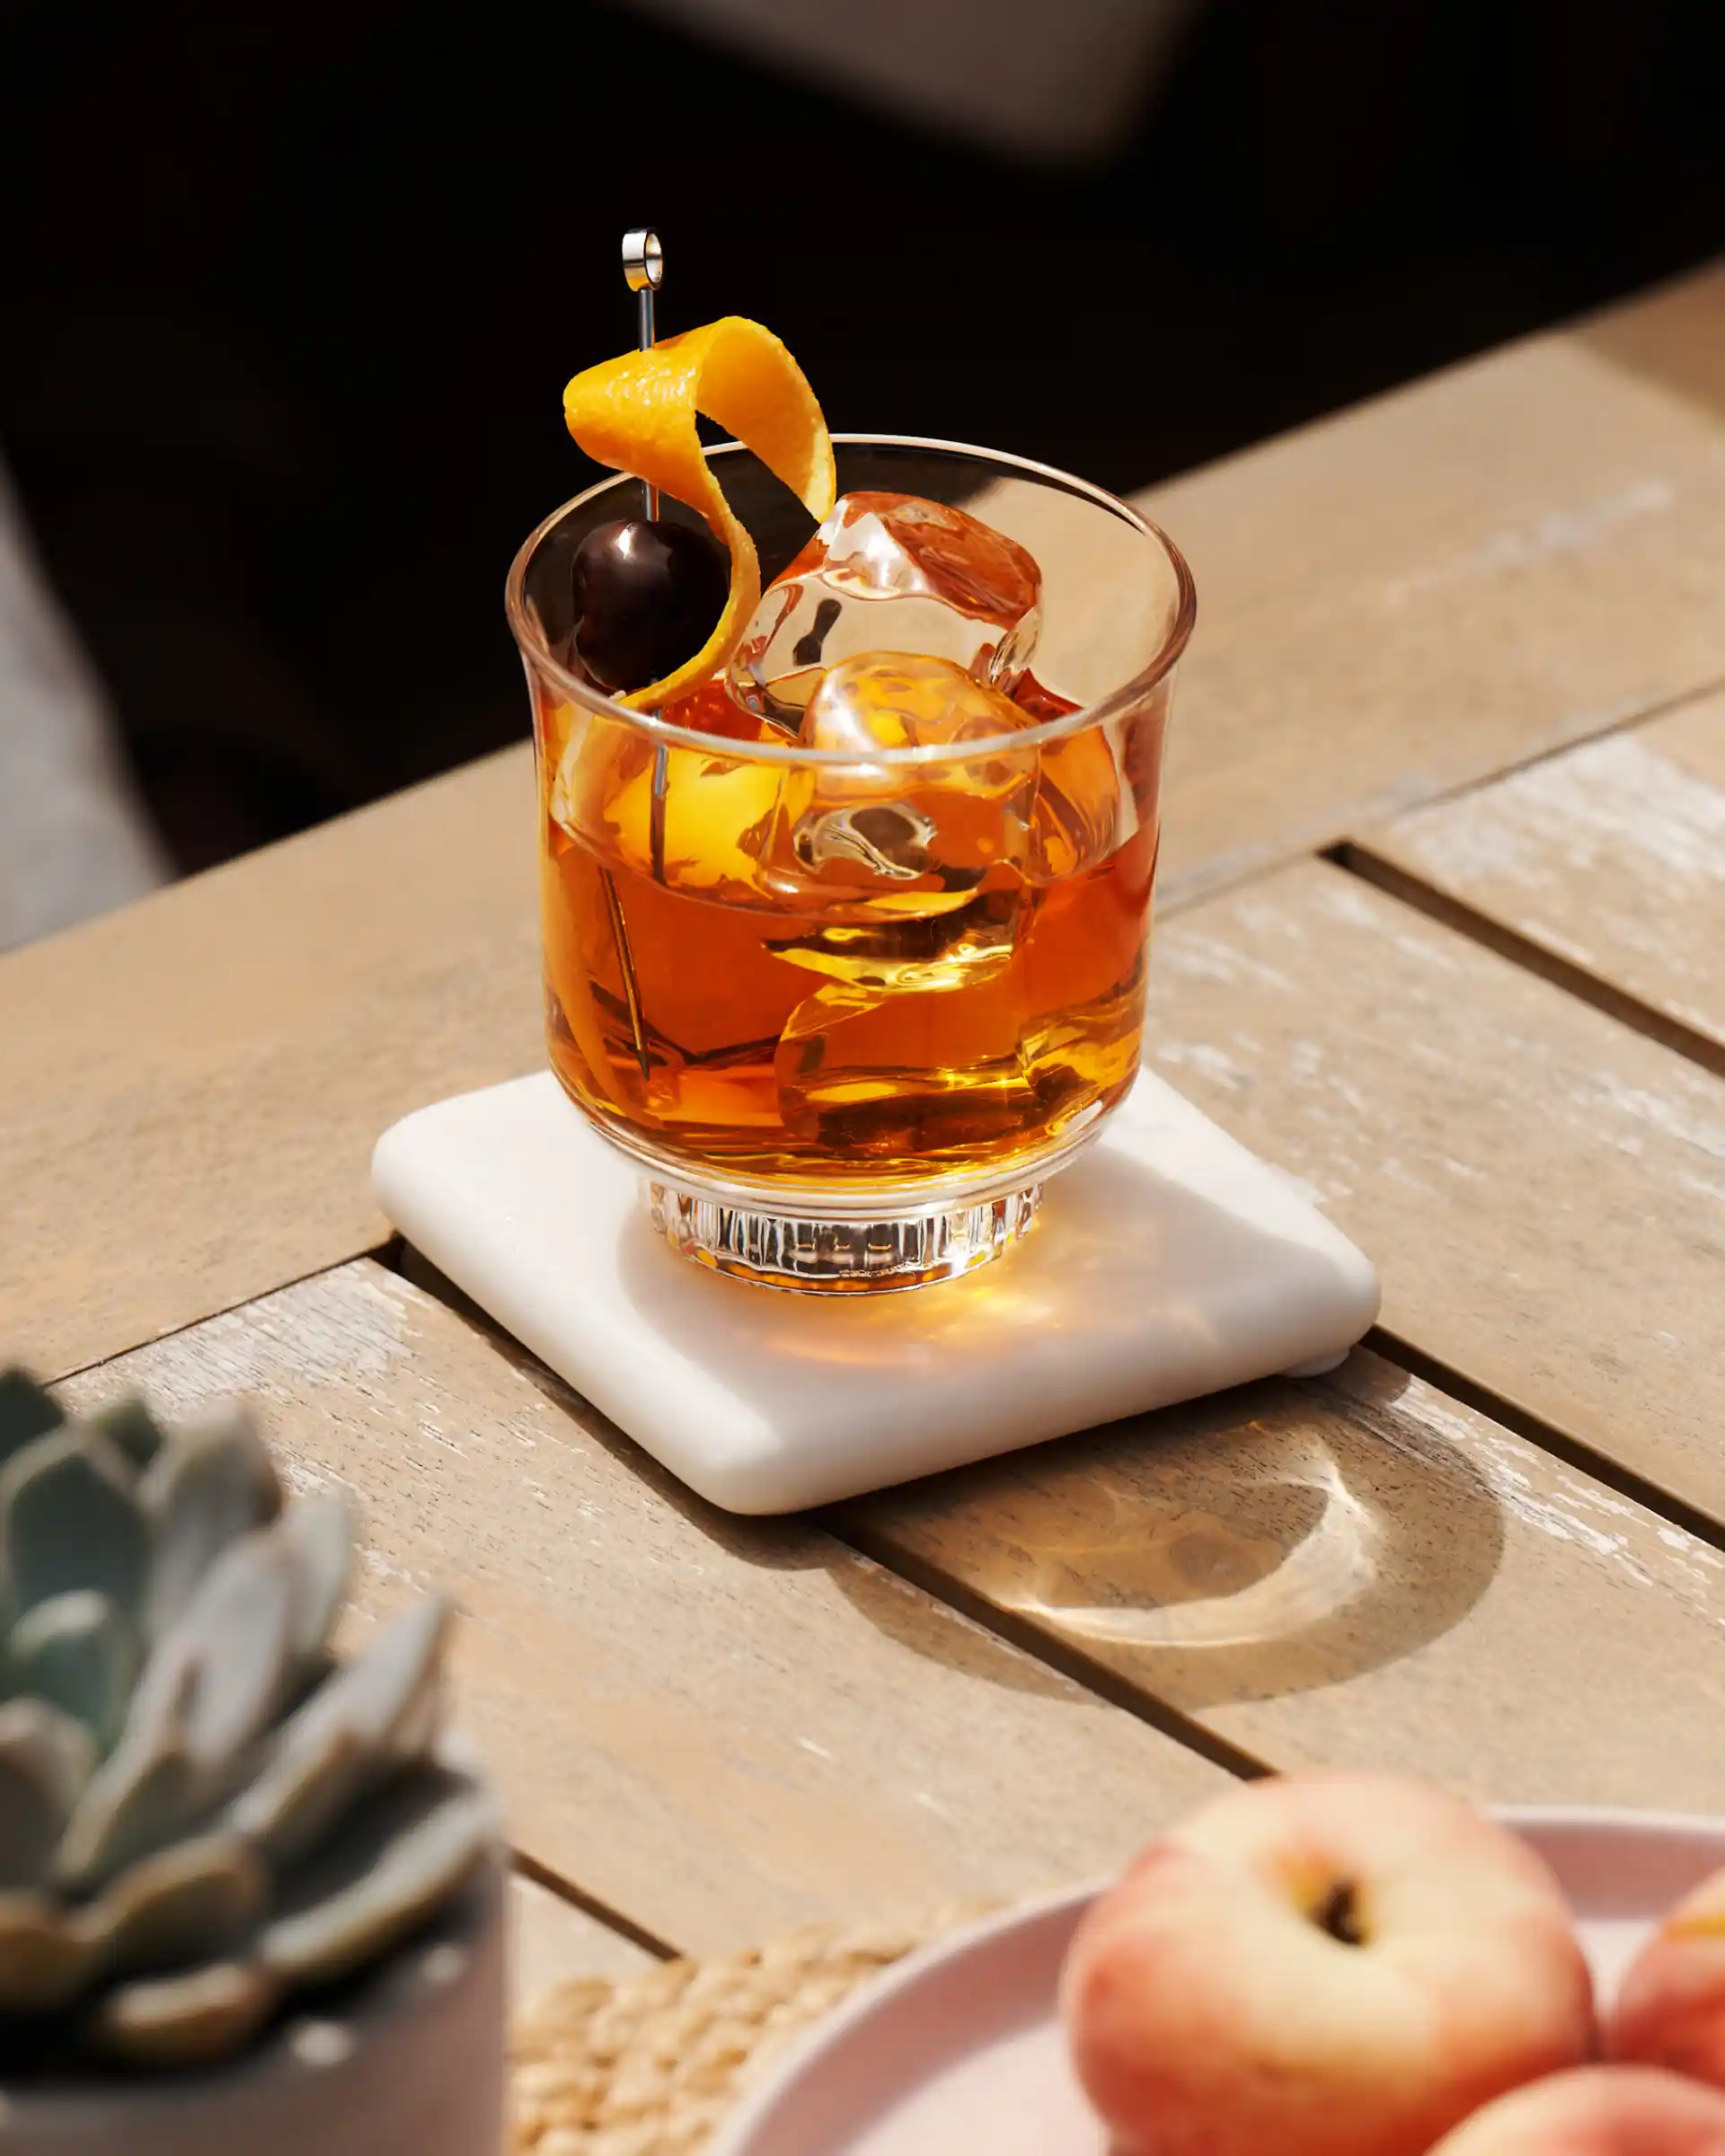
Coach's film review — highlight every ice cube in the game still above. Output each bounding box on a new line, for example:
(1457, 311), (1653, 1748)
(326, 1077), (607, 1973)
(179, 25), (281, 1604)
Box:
(768, 653), (1039, 899)
(800, 649), (1034, 758)
(757, 653), (1044, 1144)
(1028, 724), (1128, 882)
(728, 491), (1041, 725)
(768, 882), (1035, 1149)
(767, 886), (1024, 994)
(773, 961), (1037, 1152)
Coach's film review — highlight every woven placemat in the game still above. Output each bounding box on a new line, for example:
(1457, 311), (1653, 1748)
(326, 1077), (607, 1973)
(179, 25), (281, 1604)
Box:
(512, 1909), (976, 2156)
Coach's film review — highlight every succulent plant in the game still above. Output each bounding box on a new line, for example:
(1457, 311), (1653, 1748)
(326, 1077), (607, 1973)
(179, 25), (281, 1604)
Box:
(0, 1367), (499, 2072)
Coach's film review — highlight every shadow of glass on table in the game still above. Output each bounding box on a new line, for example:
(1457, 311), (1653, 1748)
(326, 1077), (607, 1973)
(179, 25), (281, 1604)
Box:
(402, 1142), (1486, 1718)
(832, 1361), (1506, 1719)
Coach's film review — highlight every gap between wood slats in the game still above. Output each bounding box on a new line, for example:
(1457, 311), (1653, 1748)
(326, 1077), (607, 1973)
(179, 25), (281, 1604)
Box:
(66, 797), (1725, 1776)
(34, 667), (1718, 1393)
(42, 1250), (684, 1966)
(37, 1244), (406, 1392)
(1328, 842), (1725, 1082)
(1357, 1323), (1725, 1559)
(56, 1061), (1725, 1715)
(513, 1851), (677, 1962)
(384, 1245), (1267, 1785)
(825, 1330), (1725, 1760)
(112, 1221), (1725, 1797)
(818, 1503), (1271, 1784)
(1278, 837), (1725, 1539)
(392, 1218), (1725, 1753)
(1154, 667), (1725, 917)
(1335, 666), (1725, 868)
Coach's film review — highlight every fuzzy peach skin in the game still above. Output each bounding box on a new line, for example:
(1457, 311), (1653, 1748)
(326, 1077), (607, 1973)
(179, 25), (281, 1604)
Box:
(1060, 1773), (1595, 2156)
(1608, 1864), (1725, 2086)
(1426, 2066), (1725, 2153)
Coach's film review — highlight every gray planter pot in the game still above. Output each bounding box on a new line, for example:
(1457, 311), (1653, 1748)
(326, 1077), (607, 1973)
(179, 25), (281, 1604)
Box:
(0, 1860), (507, 2156)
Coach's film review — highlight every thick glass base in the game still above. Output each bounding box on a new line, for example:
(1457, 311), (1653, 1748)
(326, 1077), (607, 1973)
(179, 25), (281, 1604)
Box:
(647, 1181), (1044, 1294)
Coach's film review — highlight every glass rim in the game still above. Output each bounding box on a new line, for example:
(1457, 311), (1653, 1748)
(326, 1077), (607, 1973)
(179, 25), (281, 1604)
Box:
(503, 432), (1196, 767)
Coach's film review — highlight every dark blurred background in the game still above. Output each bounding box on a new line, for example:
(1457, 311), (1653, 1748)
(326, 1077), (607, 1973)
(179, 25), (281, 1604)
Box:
(1, 0), (1722, 883)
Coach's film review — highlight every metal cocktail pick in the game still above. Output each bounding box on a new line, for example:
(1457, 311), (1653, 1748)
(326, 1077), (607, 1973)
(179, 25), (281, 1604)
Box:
(622, 228), (672, 885)
(622, 229), (663, 517)
(589, 229), (670, 1079)
(621, 227), (675, 888)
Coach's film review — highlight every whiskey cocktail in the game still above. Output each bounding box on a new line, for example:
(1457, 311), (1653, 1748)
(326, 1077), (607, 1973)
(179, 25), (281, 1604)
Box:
(507, 318), (1192, 1290)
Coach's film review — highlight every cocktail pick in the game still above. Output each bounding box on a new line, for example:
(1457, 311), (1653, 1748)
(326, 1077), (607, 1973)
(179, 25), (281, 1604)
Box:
(621, 229), (663, 518)
(578, 226), (669, 1080)
(622, 227), (672, 882)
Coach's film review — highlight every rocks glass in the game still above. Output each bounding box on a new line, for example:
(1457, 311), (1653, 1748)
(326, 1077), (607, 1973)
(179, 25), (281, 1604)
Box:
(507, 437), (1193, 1293)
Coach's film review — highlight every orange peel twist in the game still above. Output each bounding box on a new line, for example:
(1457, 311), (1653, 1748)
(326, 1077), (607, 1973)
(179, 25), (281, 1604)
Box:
(562, 317), (837, 708)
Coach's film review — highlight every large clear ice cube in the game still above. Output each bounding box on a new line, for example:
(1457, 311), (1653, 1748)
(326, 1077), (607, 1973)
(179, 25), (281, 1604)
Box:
(770, 652), (1039, 898)
(728, 492), (1042, 726)
(760, 650), (1045, 1144)
(799, 649), (1031, 758)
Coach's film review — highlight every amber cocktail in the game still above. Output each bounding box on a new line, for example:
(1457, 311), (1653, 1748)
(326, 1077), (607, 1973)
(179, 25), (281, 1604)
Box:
(508, 437), (1193, 1292)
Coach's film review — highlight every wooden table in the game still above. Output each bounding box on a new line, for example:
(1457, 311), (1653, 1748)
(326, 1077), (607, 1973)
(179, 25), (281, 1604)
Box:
(5, 263), (1725, 1999)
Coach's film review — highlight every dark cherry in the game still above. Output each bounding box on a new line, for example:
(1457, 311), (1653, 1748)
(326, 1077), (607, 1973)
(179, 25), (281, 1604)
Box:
(569, 517), (730, 694)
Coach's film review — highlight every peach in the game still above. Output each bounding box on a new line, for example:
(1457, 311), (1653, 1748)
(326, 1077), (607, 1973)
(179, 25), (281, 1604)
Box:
(1426, 2065), (1725, 2152)
(1608, 1864), (1725, 2086)
(1061, 1772), (1594, 2156)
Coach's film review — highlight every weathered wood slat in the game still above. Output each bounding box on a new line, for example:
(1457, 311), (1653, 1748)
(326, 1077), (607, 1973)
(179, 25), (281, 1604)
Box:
(845, 1352), (1725, 1810)
(7, 268), (1725, 1383)
(57, 1261), (1225, 1956)
(1140, 858), (1725, 1524)
(1356, 694), (1725, 1057)
(0, 750), (541, 1383)
(1146, 266), (1725, 904)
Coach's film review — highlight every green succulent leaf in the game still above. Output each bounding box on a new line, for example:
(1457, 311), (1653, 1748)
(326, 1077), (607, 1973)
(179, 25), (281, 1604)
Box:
(0, 1375), (485, 2075)
(0, 1699), (96, 1891)
(141, 1411), (283, 1643)
(0, 1892), (92, 2011)
(131, 1526), (300, 1773)
(9, 1592), (138, 1756)
(61, 1509), (358, 1897)
(229, 1596), (450, 1863)
(85, 1398), (167, 1473)
(260, 1763), (496, 1992)
(0, 1373), (63, 1474)
(84, 1833), (268, 1983)
(277, 1493), (356, 1674)
(91, 1958), (279, 2069)
(1, 1431), (148, 1626)
(57, 1742), (206, 1895)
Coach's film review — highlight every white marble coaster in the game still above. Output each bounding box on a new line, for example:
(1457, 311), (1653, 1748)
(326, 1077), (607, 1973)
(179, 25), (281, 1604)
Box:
(371, 1074), (1380, 1515)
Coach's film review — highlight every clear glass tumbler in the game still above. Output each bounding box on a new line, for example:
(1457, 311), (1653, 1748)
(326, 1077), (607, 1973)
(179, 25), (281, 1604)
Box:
(507, 437), (1194, 1293)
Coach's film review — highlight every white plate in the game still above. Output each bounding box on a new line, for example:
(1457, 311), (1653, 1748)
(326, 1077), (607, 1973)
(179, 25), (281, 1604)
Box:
(710, 1808), (1725, 2156)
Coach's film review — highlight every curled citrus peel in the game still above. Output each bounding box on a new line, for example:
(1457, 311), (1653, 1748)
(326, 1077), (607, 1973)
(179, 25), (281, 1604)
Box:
(562, 317), (836, 709)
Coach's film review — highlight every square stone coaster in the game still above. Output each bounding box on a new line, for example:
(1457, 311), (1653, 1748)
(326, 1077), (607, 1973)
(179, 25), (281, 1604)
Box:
(372, 1073), (1379, 1515)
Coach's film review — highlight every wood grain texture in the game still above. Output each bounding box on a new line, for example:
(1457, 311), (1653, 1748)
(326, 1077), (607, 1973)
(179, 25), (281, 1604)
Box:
(0, 749), (540, 1383)
(510, 1877), (658, 2000)
(1144, 266), (1725, 904)
(1358, 694), (1725, 1055)
(846, 1352), (1725, 1810)
(1141, 858), (1725, 1524)
(55, 1260), (1225, 1955)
